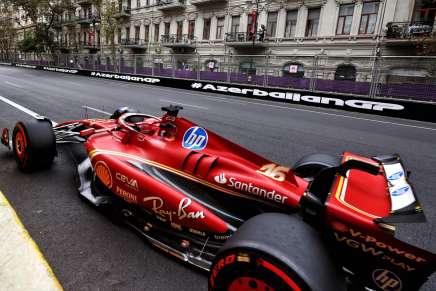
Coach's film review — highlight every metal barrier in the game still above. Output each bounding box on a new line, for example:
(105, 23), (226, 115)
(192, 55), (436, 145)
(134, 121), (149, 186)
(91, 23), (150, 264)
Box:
(1, 52), (435, 102)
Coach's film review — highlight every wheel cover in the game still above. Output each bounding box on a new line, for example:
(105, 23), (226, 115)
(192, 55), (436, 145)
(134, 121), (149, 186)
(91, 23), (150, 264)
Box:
(228, 277), (274, 291)
(14, 128), (26, 160)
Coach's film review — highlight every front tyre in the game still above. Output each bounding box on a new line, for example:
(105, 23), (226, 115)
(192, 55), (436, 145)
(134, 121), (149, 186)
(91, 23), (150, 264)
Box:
(12, 120), (56, 172)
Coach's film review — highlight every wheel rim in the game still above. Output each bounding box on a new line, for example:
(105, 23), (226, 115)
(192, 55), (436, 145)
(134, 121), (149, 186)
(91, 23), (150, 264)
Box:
(228, 277), (274, 291)
(14, 128), (27, 160)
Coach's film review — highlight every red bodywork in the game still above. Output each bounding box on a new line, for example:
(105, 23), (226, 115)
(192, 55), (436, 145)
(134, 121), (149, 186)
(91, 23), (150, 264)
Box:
(54, 112), (435, 289)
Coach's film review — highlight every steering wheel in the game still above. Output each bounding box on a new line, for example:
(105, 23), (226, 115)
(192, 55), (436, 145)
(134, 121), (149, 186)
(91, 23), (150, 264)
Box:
(118, 113), (160, 133)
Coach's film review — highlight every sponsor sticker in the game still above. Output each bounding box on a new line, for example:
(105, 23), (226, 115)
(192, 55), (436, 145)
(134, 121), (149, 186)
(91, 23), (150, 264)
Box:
(372, 269), (402, 291)
(143, 196), (205, 222)
(190, 83), (405, 112)
(95, 161), (112, 188)
(391, 186), (410, 197)
(116, 186), (137, 203)
(182, 127), (208, 150)
(116, 172), (139, 191)
(214, 173), (288, 204)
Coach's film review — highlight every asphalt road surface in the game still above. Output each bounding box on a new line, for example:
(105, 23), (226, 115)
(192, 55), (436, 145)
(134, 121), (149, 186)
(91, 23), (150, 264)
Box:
(0, 65), (435, 291)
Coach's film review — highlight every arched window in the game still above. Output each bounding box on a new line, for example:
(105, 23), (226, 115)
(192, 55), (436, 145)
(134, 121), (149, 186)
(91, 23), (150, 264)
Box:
(282, 62), (304, 77)
(204, 59), (218, 72)
(335, 64), (356, 81)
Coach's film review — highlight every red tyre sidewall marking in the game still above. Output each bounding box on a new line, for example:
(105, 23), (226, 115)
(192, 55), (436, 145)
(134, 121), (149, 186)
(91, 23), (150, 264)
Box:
(228, 276), (274, 291)
(259, 258), (302, 291)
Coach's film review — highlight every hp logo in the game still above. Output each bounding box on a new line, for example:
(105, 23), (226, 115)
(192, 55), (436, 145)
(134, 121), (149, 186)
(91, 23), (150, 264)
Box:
(182, 127), (208, 150)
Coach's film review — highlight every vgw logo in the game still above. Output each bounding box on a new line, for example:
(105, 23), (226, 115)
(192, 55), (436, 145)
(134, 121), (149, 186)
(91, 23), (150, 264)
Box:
(182, 127), (208, 150)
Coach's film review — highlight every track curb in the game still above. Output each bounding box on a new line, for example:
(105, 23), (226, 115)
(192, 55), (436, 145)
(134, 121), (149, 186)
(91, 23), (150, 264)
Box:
(0, 190), (63, 291)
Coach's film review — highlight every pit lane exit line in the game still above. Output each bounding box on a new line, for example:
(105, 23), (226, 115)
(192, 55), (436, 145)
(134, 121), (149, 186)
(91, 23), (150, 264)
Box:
(0, 190), (63, 291)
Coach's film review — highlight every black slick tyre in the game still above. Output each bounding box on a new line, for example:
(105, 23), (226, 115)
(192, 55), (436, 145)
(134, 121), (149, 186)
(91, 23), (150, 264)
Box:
(12, 120), (56, 172)
(209, 213), (345, 291)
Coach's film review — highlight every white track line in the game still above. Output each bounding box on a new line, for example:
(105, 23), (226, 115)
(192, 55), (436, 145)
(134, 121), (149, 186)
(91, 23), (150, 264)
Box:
(0, 95), (57, 126)
(82, 106), (111, 115)
(4, 81), (24, 89)
(159, 99), (209, 110)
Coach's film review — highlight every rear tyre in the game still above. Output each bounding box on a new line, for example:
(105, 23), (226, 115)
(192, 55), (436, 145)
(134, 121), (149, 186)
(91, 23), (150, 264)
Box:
(293, 153), (339, 180)
(12, 120), (56, 172)
(209, 213), (345, 291)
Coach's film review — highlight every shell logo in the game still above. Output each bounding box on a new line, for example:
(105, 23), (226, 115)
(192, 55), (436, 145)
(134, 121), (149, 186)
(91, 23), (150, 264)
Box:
(95, 161), (113, 188)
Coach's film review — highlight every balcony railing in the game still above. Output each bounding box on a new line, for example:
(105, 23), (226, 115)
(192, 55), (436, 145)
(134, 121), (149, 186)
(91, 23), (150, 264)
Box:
(76, 0), (92, 5)
(113, 6), (131, 19)
(190, 0), (226, 4)
(385, 21), (435, 39)
(160, 34), (197, 46)
(76, 14), (101, 24)
(79, 41), (100, 50)
(120, 38), (147, 47)
(225, 32), (267, 46)
(156, 0), (185, 11)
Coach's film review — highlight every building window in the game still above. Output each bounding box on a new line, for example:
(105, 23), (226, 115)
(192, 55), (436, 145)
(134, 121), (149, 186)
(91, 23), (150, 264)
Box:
(144, 25), (149, 42)
(306, 8), (320, 37)
(203, 18), (211, 40)
(335, 64), (356, 81)
(137, 0), (140, 8)
(285, 10), (298, 38)
(154, 24), (160, 42)
(336, 4), (354, 35)
(188, 20), (195, 40)
(126, 27), (130, 40)
(359, 1), (379, 34)
(231, 15), (240, 35)
(164, 22), (170, 35)
(216, 17), (225, 39)
(176, 21), (183, 41)
(282, 63), (304, 78)
(413, 0), (436, 23)
(266, 11), (278, 37)
(117, 28), (121, 44)
(135, 26), (140, 41)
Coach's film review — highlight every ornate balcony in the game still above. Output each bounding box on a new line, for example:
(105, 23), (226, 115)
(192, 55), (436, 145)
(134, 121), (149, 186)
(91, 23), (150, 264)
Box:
(120, 38), (148, 50)
(190, 0), (226, 5)
(113, 6), (131, 19)
(384, 21), (435, 46)
(156, 0), (185, 11)
(76, 14), (101, 25)
(224, 32), (268, 48)
(160, 34), (197, 48)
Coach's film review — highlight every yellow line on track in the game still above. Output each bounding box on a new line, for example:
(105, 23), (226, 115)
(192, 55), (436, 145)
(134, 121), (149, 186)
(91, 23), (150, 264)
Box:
(0, 190), (63, 291)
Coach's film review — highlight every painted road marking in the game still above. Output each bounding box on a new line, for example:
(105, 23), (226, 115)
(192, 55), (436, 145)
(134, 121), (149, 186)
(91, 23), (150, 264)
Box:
(4, 81), (24, 89)
(0, 95), (58, 126)
(82, 105), (111, 115)
(159, 99), (209, 110)
(0, 191), (63, 291)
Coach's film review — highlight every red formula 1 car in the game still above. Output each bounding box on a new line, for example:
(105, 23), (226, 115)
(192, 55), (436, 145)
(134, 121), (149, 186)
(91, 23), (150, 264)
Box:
(1, 105), (435, 291)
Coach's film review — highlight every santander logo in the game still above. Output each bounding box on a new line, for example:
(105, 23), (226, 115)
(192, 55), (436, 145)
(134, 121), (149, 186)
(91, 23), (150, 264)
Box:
(213, 173), (287, 204)
(214, 173), (227, 184)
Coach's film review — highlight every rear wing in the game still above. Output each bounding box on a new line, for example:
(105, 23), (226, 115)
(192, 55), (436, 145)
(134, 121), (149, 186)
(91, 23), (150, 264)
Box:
(373, 154), (425, 224)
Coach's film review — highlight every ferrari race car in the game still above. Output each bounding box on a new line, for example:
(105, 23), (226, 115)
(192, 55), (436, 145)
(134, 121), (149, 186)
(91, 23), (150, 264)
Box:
(1, 105), (435, 291)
